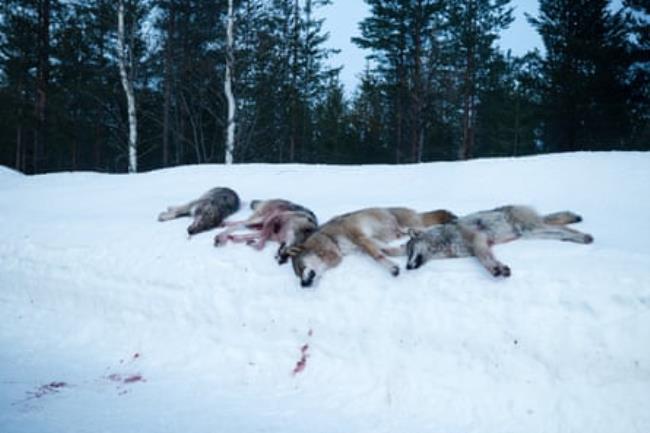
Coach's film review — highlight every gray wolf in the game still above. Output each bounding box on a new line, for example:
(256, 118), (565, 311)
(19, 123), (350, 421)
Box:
(158, 187), (240, 236)
(405, 205), (594, 277)
(214, 199), (318, 264)
(287, 207), (457, 287)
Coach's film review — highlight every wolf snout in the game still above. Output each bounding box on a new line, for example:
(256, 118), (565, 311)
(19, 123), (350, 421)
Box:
(406, 255), (423, 270)
(276, 253), (289, 265)
(583, 234), (594, 244)
(301, 270), (316, 288)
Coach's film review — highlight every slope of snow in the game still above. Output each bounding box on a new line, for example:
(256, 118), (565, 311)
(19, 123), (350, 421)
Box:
(1, 152), (649, 433)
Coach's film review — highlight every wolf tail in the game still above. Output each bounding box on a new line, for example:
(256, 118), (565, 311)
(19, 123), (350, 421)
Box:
(543, 211), (582, 225)
(421, 209), (457, 226)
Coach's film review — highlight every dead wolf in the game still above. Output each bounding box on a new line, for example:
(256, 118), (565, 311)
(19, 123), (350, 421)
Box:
(405, 205), (594, 277)
(214, 199), (318, 264)
(287, 207), (457, 287)
(158, 187), (240, 236)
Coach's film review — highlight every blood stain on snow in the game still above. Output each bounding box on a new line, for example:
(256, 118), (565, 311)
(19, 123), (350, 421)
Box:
(292, 329), (314, 376)
(292, 344), (310, 375)
(124, 374), (144, 384)
(25, 381), (68, 401)
(107, 373), (146, 385)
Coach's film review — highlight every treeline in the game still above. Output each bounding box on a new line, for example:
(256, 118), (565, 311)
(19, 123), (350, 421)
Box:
(0, 0), (648, 174)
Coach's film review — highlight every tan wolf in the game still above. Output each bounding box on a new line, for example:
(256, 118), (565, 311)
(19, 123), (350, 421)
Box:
(287, 207), (457, 287)
(405, 205), (594, 277)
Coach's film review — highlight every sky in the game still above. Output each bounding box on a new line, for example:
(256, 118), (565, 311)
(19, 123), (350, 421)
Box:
(320, 0), (542, 94)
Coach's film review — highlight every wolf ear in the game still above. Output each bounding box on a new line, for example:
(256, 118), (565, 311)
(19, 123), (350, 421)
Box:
(286, 245), (305, 257)
(408, 228), (423, 238)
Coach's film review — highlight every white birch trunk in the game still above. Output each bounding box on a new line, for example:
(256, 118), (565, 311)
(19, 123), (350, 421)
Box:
(118, 0), (138, 173)
(224, 0), (236, 164)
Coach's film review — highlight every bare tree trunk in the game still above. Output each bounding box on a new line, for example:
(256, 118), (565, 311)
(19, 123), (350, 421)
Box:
(16, 76), (24, 171)
(163, 3), (175, 167)
(163, 51), (171, 166)
(395, 64), (405, 164)
(513, 91), (520, 156)
(459, 44), (475, 160)
(118, 0), (138, 173)
(224, 0), (236, 164)
(34, 0), (50, 173)
(289, 0), (300, 162)
(411, 0), (423, 163)
(16, 123), (23, 172)
(94, 123), (102, 170)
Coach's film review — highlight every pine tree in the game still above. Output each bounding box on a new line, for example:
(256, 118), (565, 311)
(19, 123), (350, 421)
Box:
(528, 0), (637, 152)
(624, 0), (650, 149)
(354, 0), (447, 163)
(313, 74), (351, 163)
(446, 0), (514, 160)
(0, 0), (40, 172)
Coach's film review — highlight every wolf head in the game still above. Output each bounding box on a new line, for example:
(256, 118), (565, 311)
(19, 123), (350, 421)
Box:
(405, 229), (428, 270)
(187, 204), (223, 235)
(276, 220), (318, 265)
(405, 227), (447, 270)
(187, 188), (240, 236)
(287, 233), (341, 287)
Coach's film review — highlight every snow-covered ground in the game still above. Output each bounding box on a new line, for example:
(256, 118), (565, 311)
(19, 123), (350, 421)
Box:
(1, 152), (649, 433)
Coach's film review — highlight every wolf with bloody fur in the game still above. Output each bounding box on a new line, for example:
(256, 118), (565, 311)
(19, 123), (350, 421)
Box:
(214, 199), (318, 265)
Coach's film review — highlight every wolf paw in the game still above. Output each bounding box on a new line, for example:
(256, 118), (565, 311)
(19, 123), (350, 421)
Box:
(490, 264), (511, 278)
(391, 266), (400, 277)
(275, 254), (289, 265)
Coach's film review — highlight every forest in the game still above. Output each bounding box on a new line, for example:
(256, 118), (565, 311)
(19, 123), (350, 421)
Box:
(0, 0), (648, 174)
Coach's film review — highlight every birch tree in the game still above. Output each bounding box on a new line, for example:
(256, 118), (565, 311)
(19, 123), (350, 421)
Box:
(224, 0), (236, 164)
(117, 0), (138, 173)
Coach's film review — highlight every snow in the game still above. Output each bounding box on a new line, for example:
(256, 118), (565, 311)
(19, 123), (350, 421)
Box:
(1, 152), (649, 433)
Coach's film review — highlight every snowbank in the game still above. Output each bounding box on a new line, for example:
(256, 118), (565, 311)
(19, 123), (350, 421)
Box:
(1, 152), (649, 433)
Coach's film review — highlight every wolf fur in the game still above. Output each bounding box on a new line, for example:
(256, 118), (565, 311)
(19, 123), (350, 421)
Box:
(214, 199), (318, 264)
(158, 187), (240, 236)
(288, 207), (457, 287)
(405, 205), (594, 277)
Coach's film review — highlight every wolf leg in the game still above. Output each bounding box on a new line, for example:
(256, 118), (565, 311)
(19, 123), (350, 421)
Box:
(248, 233), (270, 250)
(381, 244), (407, 257)
(228, 232), (262, 244)
(221, 219), (248, 227)
(526, 226), (594, 244)
(353, 233), (401, 276)
(214, 222), (249, 246)
(276, 242), (290, 265)
(158, 201), (196, 221)
(468, 231), (511, 277)
(542, 211), (583, 225)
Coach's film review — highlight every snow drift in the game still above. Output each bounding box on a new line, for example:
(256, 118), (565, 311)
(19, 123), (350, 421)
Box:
(1, 152), (649, 433)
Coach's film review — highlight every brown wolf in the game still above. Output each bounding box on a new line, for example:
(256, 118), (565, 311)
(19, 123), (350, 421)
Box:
(214, 199), (318, 264)
(287, 207), (457, 287)
(158, 187), (240, 236)
(405, 205), (594, 277)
